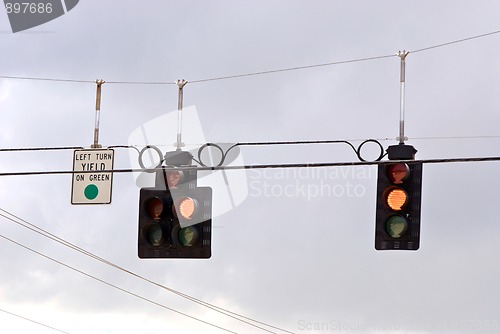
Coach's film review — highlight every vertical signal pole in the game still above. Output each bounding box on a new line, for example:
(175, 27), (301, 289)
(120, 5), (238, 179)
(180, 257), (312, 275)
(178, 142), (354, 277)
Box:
(175, 79), (188, 151)
(92, 79), (105, 148)
(398, 51), (409, 144)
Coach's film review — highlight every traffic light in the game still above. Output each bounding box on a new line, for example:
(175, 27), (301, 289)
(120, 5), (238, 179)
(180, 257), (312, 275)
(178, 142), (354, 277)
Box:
(138, 168), (212, 258)
(375, 161), (422, 250)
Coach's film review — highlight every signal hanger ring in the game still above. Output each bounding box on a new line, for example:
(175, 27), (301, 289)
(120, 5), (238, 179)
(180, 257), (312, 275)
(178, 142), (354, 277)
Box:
(196, 139), (386, 168)
(355, 139), (385, 162)
(138, 145), (164, 172)
(197, 143), (226, 167)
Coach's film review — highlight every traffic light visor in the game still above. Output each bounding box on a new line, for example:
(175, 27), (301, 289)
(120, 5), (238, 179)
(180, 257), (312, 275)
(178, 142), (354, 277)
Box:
(387, 163), (410, 184)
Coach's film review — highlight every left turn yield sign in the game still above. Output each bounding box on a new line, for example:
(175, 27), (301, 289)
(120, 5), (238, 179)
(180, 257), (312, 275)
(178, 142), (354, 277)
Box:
(71, 149), (114, 204)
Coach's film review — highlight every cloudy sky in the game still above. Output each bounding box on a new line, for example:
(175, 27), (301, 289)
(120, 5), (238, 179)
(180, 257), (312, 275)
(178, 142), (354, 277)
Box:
(1, 1), (499, 333)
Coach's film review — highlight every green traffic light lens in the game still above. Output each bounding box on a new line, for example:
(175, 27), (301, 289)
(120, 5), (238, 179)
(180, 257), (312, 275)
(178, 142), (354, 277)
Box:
(146, 224), (164, 246)
(178, 226), (199, 246)
(385, 215), (408, 238)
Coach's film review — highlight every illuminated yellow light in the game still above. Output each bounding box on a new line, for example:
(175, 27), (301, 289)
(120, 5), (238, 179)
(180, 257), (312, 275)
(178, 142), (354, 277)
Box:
(179, 197), (197, 219)
(386, 188), (408, 211)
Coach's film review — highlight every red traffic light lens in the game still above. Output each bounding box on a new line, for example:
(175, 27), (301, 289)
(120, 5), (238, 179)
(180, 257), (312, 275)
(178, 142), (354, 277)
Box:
(385, 215), (408, 238)
(145, 197), (163, 219)
(385, 187), (408, 211)
(166, 170), (184, 189)
(387, 163), (410, 184)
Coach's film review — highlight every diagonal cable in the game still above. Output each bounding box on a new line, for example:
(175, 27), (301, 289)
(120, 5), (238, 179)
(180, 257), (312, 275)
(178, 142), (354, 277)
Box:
(0, 218), (238, 333)
(0, 208), (296, 334)
(0, 307), (71, 334)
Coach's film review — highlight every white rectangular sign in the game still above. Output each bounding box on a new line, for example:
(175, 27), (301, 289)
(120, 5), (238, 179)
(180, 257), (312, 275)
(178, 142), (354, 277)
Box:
(71, 149), (114, 204)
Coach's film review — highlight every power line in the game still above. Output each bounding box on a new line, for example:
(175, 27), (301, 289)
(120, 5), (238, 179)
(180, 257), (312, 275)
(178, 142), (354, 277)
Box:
(0, 307), (71, 334)
(1, 29), (499, 85)
(0, 227), (238, 334)
(0, 208), (296, 334)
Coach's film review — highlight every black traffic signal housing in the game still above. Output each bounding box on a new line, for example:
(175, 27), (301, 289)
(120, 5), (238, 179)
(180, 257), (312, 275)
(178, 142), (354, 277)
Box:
(375, 161), (422, 250)
(138, 168), (212, 258)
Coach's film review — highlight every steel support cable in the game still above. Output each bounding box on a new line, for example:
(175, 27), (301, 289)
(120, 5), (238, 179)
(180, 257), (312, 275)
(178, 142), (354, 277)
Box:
(0, 145), (140, 153)
(188, 54), (395, 83)
(0, 55), (394, 85)
(0, 135), (498, 155)
(0, 76), (176, 85)
(411, 29), (500, 54)
(0, 209), (295, 334)
(0, 146), (84, 152)
(0, 135), (498, 156)
(0, 76), (93, 83)
(1, 29), (499, 85)
(0, 226), (239, 334)
(1, 156), (500, 178)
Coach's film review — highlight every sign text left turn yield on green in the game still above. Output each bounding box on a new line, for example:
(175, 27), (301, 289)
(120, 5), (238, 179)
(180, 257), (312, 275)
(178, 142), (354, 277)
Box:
(71, 149), (114, 204)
